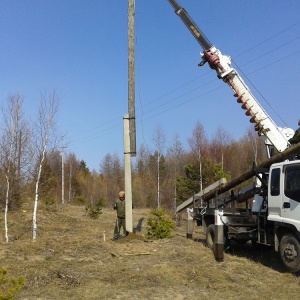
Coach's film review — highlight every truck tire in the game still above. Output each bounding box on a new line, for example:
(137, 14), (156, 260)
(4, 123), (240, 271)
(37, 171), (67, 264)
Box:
(206, 224), (229, 251)
(279, 234), (300, 273)
(206, 224), (215, 251)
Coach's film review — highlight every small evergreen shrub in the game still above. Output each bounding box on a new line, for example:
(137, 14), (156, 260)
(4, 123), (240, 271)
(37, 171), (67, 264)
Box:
(0, 268), (24, 300)
(85, 197), (103, 219)
(72, 195), (86, 206)
(42, 196), (56, 206)
(146, 207), (175, 240)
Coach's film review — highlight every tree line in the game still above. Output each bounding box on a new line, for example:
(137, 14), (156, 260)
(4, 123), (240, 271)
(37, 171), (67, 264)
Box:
(0, 93), (267, 239)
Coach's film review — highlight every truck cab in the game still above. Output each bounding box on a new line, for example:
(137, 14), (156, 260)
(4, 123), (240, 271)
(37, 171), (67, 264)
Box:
(268, 161), (300, 232)
(265, 161), (300, 272)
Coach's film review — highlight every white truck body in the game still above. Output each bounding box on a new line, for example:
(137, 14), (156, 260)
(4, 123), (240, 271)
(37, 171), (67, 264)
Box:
(168, 0), (300, 272)
(268, 161), (300, 232)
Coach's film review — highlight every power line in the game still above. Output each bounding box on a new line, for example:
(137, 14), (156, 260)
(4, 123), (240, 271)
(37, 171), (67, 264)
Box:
(233, 49), (300, 127)
(239, 35), (300, 68)
(235, 21), (300, 59)
(67, 21), (300, 148)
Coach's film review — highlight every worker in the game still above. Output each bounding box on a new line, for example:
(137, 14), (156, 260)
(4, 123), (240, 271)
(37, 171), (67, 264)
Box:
(289, 119), (300, 159)
(112, 191), (126, 240)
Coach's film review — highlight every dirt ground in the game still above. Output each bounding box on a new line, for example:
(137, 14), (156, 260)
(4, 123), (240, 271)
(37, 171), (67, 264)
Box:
(1, 204), (300, 300)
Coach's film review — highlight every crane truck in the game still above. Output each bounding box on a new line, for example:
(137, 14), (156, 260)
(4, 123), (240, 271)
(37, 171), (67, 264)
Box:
(167, 0), (300, 272)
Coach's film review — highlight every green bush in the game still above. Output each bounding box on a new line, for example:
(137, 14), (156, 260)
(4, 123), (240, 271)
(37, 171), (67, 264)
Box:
(85, 197), (103, 219)
(146, 207), (175, 240)
(0, 268), (24, 300)
(42, 196), (56, 206)
(72, 195), (86, 206)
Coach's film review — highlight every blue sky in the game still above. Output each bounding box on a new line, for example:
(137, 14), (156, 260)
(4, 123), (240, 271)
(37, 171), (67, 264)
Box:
(1, 0), (300, 171)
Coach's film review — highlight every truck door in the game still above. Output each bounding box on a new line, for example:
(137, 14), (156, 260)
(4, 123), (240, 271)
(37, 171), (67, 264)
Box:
(268, 167), (282, 222)
(282, 165), (300, 230)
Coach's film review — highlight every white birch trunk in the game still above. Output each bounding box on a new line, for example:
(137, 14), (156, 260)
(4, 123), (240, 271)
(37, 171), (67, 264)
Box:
(157, 151), (160, 208)
(199, 148), (203, 191)
(4, 175), (10, 243)
(32, 91), (59, 240)
(68, 161), (72, 201)
(33, 144), (47, 240)
(4, 109), (17, 243)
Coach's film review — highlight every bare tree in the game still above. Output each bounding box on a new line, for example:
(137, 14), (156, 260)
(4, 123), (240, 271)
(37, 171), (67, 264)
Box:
(244, 126), (267, 165)
(211, 127), (232, 170)
(66, 153), (77, 201)
(246, 127), (259, 165)
(100, 152), (123, 206)
(152, 124), (166, 208)
(31, 91), (60, 240)
(167, 133), (184, 212)
(133, 143), (151, 207)
(0, 94), (29, 242)
(188, 121), (207, 191)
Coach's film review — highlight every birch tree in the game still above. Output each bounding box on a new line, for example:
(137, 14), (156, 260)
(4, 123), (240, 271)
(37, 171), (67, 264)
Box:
(152, 124), (166, 208)
(66, 153), (77, 201)
(167, 133), (184, 212)
(188, 121), (207, 191)
(134, 144), (151, 207)
(0, 94), (28, 242)
(32, 91), (60, 240)
(99, 152), (123, 206)
(246, 126), (267, 165)
(211, 127), (232, 170)
(100, 153), (114, 206)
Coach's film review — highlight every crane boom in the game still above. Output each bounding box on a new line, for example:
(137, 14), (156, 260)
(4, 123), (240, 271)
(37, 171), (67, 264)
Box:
(167, 0), (212, 50)
(167, 0), (294, 156)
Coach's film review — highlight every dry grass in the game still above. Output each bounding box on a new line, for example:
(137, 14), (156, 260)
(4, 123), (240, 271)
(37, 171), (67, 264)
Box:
(1, 204), (300, 299)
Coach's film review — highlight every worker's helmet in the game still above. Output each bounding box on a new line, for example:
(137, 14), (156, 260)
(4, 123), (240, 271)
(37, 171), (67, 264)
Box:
(119, 191), (125, 197)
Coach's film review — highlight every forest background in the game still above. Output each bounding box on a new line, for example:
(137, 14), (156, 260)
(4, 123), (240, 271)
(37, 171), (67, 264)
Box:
(0, 91), (267, 218)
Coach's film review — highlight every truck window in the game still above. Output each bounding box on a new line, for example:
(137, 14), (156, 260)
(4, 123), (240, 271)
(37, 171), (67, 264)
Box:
(284, 165), (300, 201)
(270, 168), (280, 196)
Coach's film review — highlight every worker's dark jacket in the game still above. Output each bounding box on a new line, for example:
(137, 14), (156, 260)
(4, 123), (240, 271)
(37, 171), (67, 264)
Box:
(289, 127), (300, 145)
(114, 198), (125, 218)
(289, 127), (300, 158)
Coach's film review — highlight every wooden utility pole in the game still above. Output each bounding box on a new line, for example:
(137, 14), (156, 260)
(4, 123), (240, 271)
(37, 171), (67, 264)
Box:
(123, 0), (135, 234)
(124, 114), (133, 233)
(128, 0), (136, 156)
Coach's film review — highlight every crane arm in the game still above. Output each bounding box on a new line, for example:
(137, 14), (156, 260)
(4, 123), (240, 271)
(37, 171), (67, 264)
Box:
(167, 0), (212, 50)
(167, 0), (294, 156)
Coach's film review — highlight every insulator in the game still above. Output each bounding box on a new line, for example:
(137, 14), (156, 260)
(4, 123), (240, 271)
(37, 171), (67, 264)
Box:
(245, 110), (255, 118)
(250, 116), (259, 124)
(241, 102), (250, 110)
(236, 95), (243, 103)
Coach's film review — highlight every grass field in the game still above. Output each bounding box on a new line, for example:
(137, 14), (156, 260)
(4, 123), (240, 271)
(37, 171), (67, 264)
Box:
(1, 204), (300, 299)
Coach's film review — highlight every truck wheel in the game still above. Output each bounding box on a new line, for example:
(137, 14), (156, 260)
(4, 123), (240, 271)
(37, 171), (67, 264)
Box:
(206, 224), (229, 251)
(206, 224), (215, 251)
(279, 234), (300, 273)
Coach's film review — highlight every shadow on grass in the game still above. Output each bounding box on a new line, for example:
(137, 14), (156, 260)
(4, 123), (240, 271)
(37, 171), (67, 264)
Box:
(193, 235), (299, 275)
(225, 241), (288, 273)
(133, 217), (144, 234)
